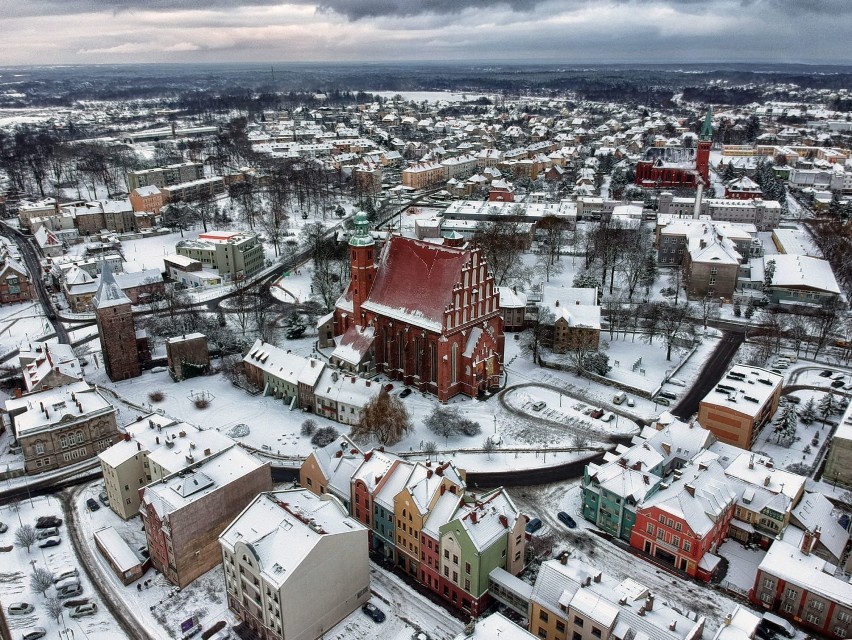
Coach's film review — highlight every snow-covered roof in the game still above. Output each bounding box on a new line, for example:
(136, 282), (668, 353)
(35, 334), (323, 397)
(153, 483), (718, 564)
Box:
(219, 489), (366, 590)
(498, 287), (527, 309)
(700, 365), (782, 419)
(449, 488), (519, 552)
(6, 381), (114, 437)
(331, 325), (374, 366)
(530, 557), (701, 640)
(791, 492), (849, 562)
(142, 445), (265, 514)
(758, 535), (852, 606)
(93, 261), (131, 309)
(243, 339), (325, 387)
(765, 254), (840, 294)
(94, 526), (142, 572)
(18, 341), (81, 392)
(723, 452), (804, 502)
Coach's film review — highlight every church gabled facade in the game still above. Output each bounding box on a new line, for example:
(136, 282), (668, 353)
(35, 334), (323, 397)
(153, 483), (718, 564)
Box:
(333, 213), (504, 402)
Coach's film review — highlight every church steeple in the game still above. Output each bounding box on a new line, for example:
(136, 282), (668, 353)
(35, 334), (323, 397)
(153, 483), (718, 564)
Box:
(348, 211), (376, 325)
(700, 106), (714, 141)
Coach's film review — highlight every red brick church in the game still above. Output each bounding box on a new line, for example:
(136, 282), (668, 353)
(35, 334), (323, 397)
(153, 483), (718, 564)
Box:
(635, 107), (713, 189)
(333, 213), (504, 402)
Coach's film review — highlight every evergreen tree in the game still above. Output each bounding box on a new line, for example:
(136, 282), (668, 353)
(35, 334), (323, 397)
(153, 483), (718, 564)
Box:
(640, 251), (659, 296)
(722, 162), (737, 181)
(818, 391), (839, 422)
(362, 197), (377, 222)
(800, 397), (817, 425)
(744, 298), (755, 320)
(284, 312), (307, 340)
(763, 259), (776, 289)
(733, 301), (741, 318)
(773, 405), (798, 446)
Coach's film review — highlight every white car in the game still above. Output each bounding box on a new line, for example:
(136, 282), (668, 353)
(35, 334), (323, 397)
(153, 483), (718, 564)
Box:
(600, 412), (615, 423)
(8, 602), (34, 615)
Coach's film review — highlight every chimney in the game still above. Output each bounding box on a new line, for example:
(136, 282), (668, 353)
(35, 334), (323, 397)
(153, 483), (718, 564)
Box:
(593, 573), (601, 583)
(470, 512), (478, 524)
(137, 441), (141, 451)
(310, 360), (315, 368)
(426, 469), (433, 479)
(440, 484), (446, 495)
(499, 514), (508, 528)
(646, 594), (654, 611)
(814, 526), (822, 543)
(669, 621), (677, 631)
(155, 436), (160, 445)
(364, 451), (373, 462)
(365, 380), (370, 387)
(749, 454), (754, 470)
(560, 552), (568, 565)
(204, 448), (211, 456)
(685, 484), (696, 497)
(638, 607), (646, 617)
(335, 450), (343, 458)
(123, 433), (131, 442)
(763, 475), (771, 487)
(801, 530), (814, 555)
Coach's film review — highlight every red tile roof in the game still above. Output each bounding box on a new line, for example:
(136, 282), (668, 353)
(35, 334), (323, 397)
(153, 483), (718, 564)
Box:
(362, 236), (469, 332)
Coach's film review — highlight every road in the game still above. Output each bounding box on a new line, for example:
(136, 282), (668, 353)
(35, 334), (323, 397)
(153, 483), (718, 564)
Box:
(672, 331), (743, 420)
(0, 221), (69, 343)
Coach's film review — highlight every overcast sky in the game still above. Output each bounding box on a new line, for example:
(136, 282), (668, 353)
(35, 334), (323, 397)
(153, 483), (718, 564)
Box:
(1, 0), (848, 66)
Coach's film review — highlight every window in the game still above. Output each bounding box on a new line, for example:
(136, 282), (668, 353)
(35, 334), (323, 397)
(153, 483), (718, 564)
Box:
(452, 571), (458, 583)
(784, 588), (797, 600)
(806, 613), (821, 625)
(646, 523), (654, 534)
(464, 579), (470, 591)
(35, 442), (45, 455)
(556, 621), (566, 633)
(657, 529), (665, 540)
(465, 562), (471, 574)
(574, 616), (583, 628)
(783, 602), (795, 614)
(538, 628), (547, 639)
(683, 541), (691, 552)
(675, 522), (682, 532)
(592, 628), (602, 638)
(672, 536), (680, 547)
(809, 600), (825, 612)
(838, 611), (852, 624)
(658, 515), (665, 523)
(453, 554), (458, 564)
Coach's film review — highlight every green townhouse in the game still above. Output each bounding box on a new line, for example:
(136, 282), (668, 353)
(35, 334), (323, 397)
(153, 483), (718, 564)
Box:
(582, 414), (716, 540)
(371, 459), (415, 563)
(437, 488), (526, 617)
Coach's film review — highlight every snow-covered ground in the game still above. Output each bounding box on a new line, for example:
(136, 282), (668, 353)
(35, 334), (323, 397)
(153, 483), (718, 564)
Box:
(717, 539), (766, 596)
(0, 300), (51, 356)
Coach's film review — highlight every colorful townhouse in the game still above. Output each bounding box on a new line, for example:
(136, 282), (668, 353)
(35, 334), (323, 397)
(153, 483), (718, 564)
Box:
(629, 457), (737, 580)
(299, 439), (525, 617)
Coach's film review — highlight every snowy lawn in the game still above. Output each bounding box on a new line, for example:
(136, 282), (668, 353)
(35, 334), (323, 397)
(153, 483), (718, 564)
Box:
(0, 301), (51, 356)
(0, 494), (119, 640)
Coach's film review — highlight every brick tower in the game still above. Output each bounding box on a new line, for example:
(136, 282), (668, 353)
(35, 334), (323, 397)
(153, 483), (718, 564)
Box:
(696, 106), (713, 185)
(94, 261), (141, 381)
(349, 211), (377, 325)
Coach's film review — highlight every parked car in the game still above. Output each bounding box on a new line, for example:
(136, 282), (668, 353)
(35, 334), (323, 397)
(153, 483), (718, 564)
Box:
(55, 577), (80, 590)
(38, 537), (61, 548)
(525, 517), (543, 534)
(383, 384), (394, 393)
(34, 516), (62, 529)
(626, 398), (635, 407)
(86, 498), (100, 512)
(0, 522), (7, 533)
(36, 527), (58, 540)
(655, 397), (671, 406)
(659, 391), (678, 401)
(21, 629), (47, 640)
(589, 408), (605, 419)
(531, 401), (546, 411)
(57, 584), (83, 600)
(819, 370), (833, 377)
(612, 392), (626, 405)
(362, 602), (386, 623)
(557, 511), (577, 528)
(831, 379), (845, 388)
(98, 490), (110, 507)
(398, 388), (412, 398)
(8, 602), (34, 615)
(831, 373), (845, 381)
(758, 613), (795, 638)
(53, 568), (78, 583)
(599, 412), (615, 422)
(69, 603), (97, 619)
(785, 395), (801, 404)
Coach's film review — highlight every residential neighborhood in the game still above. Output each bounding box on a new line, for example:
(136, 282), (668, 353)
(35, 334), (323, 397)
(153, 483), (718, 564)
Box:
(1, 51), (852, 640)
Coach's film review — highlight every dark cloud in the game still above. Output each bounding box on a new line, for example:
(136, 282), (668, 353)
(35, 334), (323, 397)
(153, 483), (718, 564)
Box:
(3, 0), (848, 20)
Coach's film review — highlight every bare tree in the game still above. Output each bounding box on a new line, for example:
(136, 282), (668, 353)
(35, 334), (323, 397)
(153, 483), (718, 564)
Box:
(656, 302), (695, 361)
(45, 597), (64, 625)
(351, 389), (413, 446)
(423, 440), (438, 459)
(522, 307), (555, 364)
(15, 524), (37, 553)
(30, 566), (54, 596)
(482, 437), (495, 460)
(473, 217), (529, 286)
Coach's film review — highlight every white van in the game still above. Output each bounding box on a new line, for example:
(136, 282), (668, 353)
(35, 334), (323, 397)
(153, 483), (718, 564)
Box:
(613, 392), (627, 405)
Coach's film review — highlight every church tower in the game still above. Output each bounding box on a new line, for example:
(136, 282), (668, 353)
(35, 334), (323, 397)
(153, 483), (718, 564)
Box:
(349, 211), (377, 325)
(94, 262), (141, 381)
(696, 106), (713, 185)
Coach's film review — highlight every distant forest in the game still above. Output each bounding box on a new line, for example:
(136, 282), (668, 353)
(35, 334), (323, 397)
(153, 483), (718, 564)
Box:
(1, 62), (851, 110)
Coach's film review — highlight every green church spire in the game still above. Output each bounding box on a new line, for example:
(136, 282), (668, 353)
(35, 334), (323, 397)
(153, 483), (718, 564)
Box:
(700, 107), (714, 141)
(349, 211), (374, 247)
